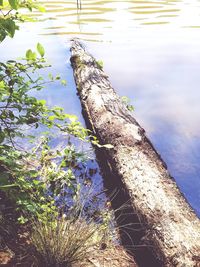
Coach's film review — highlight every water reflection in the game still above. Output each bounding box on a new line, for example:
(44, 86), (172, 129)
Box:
(26, 0), (200, 42)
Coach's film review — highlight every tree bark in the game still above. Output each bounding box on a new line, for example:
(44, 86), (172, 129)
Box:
(70, 40), (200, 267)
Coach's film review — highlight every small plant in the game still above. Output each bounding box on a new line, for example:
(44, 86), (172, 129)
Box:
(31, 216), (107, 267)
(96, 60), (104, 70)
(30, 182), (116, 266)
(121, 96), (134, 112)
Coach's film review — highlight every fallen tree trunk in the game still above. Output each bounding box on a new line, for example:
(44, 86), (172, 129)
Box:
(70, 40), (200, 267)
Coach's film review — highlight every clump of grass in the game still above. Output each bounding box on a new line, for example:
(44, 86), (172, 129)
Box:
(31, 216), (107, 267)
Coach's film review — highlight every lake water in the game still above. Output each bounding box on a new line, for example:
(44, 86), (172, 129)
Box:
(1, 0), (200, 216)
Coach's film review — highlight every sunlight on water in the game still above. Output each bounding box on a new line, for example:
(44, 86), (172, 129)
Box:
(1, 0), (200, 215)
(26, 0), (200, 42)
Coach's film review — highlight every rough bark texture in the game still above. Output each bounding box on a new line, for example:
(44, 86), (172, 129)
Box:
(70, 40), (200, 267)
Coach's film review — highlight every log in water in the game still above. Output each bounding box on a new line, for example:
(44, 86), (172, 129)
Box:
(70, 40), (200, 267)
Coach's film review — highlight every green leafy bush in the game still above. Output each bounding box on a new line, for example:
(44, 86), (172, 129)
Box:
(0, 42), (92, 220)
(0, 4), (117, 267)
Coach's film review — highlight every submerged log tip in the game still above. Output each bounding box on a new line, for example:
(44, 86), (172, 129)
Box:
(70, 38), (85, 48)
(70, 39), (87, 56)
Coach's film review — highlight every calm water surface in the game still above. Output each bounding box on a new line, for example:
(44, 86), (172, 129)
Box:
(1, 0), (200, 215)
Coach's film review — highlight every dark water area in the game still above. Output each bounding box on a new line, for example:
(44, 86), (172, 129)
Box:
(1, 0), (200, 217)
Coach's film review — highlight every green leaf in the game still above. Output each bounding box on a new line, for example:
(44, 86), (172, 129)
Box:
(127, 105), (134, 112)
(18, 216), (28, 224)
(48, 73), (53, 80)
(121, 96), (129, 104)
(8, 0), (18, 10)
(0, 81), (5, 88)
(55, 75), (60, 80)
(65, 114), (78, 122)
(26, 49), (33, 60)
(26, 49), (37, 61)
(48, 115), (56, 121)
(2, 19), (16, 38)
(38, 99), (46, 105)
(96, 60), (103, 69)
(37, 43), (45, 57)
(0, 29), (6, 42)
(37, 5), (46, 12)
(29, 172), (38, 178)
(33, 180), (40, 185)
(61, 79), (67, 86)
(0, 0), (3, 6)
(31, 52), (37, 60)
